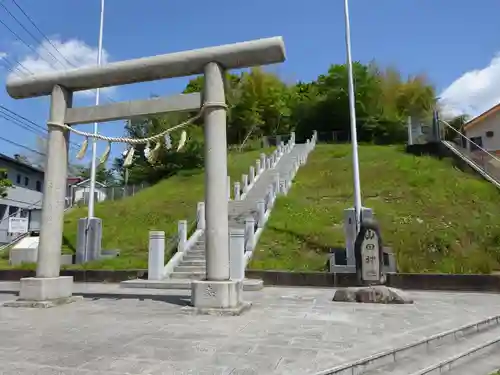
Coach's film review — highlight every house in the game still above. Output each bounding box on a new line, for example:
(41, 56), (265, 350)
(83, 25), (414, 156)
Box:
(0, 154), (44, 244)
(68, 178), (108, 206)
(463, 103), (500, 154)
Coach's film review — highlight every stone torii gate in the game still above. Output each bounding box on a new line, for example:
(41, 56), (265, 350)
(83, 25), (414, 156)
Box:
(5, 37), (286, 312)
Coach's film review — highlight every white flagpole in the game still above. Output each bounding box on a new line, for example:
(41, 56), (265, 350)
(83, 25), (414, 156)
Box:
(343, 0), (362, 229)
(87, 0), (105, 220)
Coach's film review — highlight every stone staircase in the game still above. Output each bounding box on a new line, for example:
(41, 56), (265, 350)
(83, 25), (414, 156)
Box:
(121, 141), (310, 291)
(318, 314), (500, 375)
(168, 144), (306, 283)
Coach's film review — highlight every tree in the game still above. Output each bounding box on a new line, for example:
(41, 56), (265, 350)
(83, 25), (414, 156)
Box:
(0, 169), (12, 198)
(112, 115), (204, 185)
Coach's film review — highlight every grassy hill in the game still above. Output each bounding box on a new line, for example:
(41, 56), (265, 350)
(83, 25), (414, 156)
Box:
(249, 144), (500, 274)
(0, 148), (271, 270)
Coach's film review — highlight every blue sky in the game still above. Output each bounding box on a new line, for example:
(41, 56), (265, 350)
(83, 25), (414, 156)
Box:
(1, 0), (499, 166)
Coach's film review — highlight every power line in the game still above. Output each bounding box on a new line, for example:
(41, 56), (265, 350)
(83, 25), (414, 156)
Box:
(3, 0), (116, 103)
(0, 110), (47, 138)
(0, 54), (30, 76)
(10, 0), (74, 68)
(0, 1), (61, 68)
(0, 105), (81, 150)
(0, 133), (44, 156)
(0, 16), (40, 70)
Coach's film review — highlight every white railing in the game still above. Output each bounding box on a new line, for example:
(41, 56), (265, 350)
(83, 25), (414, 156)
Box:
(440, 120), (500, 188)
(146, 202), (205, 280)
(146, 130), (318, 281)
(230, 130), (317, 279)
(230, 131), (296, 201)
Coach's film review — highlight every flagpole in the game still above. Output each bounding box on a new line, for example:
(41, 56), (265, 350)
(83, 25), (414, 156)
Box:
(343, 0), (362, 229)
(87, 0), (105, 220)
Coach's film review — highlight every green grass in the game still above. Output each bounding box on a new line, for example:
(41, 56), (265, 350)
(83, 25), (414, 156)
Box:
(249, 144), (500, 274)
(0, 148), (271, 270)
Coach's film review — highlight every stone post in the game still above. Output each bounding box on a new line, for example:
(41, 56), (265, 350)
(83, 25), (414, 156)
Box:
(36, 85), (71, 279)
(274, 173), (280, 195)
(227, 176), (231, 200)
(257, 200), (266, 228)
(234, 182), (241, 200)
(244, 217), (255, 252)
(266, 157), (271, 170)
(260, 153), (266, 172)
(148, 231), (165, 280)
(15, 85), (75, 304)
(229, 228), (245, 281)
(201, 62), (230, 281)
(249, 166), (255, 184)
(242, 174), (249, 194)
(197, 202), (205, 230)
(178, 220), (187, 253)
(256, 159), (261, 175)
(279, 179), (286, 194)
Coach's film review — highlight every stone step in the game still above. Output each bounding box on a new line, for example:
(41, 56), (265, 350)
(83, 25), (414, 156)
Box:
(120, 278), (263, 291)
(189, 245), (205, 251)
(180, 259), (206, 266)
(170, 271), (205, 280)
(322, 315), (500, 375)
(174, 265), (206, 273)
(183, 253), (205, 260)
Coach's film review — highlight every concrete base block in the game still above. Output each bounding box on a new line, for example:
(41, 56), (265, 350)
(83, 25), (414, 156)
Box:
(2, 276), (80, 308)
(19, 276), (74, 301)
(3, 296), (82, 309)
(190, 279), (250, 315)
(120, 278), (264, 291)
(182, 301), (252, 316)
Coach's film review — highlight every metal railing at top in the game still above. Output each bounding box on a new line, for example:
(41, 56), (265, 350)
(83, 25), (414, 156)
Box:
(440, 120), (500, 184)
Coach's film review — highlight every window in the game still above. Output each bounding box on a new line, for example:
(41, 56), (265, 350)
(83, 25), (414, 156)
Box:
(0, 204), (7, 219)
(486, 131), (494, 138)
(36, 181), (42, 192)
(470, 136), (483, 151)
(19, 209), (28, 218)
(24, 177), (29, 187)
(8, 206), (18, 216)
(16, 174), (21, 184)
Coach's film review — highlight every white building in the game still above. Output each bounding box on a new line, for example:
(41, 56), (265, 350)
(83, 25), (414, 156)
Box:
(463, 103), (500, 153)
(70, 179), (108, 206)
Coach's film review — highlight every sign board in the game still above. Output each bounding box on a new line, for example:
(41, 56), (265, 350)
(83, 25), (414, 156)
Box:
(360, 228), (380, 282)
(8, 217), (29, 234)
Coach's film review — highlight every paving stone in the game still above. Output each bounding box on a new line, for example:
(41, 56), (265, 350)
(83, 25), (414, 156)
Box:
(1, 288), (500, 374)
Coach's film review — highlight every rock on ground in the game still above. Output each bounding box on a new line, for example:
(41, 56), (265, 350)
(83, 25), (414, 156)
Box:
(332, 285), (414, 304)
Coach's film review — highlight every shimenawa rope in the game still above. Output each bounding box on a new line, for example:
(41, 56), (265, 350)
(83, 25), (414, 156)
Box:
(47, 102), (226, 167)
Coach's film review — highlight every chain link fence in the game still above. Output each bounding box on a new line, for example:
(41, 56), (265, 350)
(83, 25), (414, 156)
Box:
(67, 183), (150, 208)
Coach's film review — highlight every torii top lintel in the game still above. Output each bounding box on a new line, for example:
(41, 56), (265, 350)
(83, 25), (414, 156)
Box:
(6, 36), (286, 100)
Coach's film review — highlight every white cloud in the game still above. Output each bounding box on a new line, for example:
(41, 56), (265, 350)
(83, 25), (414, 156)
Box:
(439, 54), (500, 118)
(7, 38), (115, 97)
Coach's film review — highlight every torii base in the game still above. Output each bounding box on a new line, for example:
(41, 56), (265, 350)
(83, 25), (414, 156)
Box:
(187, 279), (251, 316)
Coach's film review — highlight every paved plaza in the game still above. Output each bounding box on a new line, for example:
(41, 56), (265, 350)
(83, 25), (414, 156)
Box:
(0, 284), (500, 374)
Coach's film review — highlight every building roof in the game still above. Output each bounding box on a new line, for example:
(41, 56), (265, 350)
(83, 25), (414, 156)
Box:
(74, 178), (107, 188)
(0, 153), (44, 174)
(463, 102), (500, 131)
